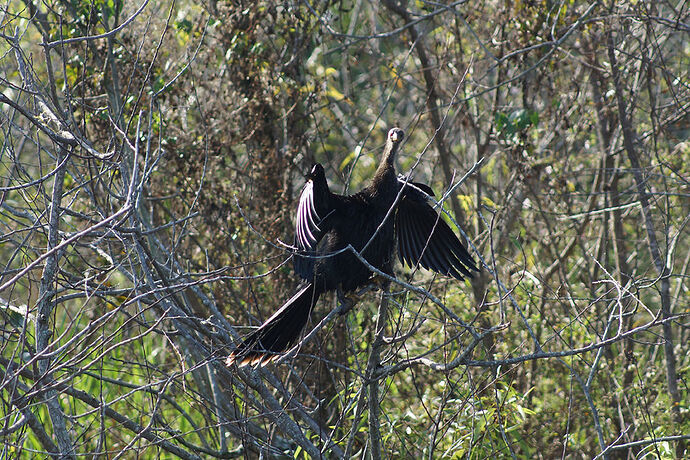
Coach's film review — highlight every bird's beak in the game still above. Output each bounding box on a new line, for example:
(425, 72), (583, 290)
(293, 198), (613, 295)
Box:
(389, 128), (404, 143)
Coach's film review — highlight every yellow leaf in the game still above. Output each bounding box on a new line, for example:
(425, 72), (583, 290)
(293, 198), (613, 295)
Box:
(326, 85), (348, 103)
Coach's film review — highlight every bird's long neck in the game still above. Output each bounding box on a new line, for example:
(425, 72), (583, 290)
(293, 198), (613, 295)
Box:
(373, 140), (399, 183)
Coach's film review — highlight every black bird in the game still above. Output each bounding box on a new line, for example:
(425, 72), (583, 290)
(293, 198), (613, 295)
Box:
(227, 128), (477, 366)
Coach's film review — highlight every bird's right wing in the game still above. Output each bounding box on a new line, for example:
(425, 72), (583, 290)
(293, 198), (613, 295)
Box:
(293, 164), (337, 279)
(395, 179), (478, 280)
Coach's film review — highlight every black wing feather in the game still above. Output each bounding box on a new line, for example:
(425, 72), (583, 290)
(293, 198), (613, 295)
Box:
(293, 164), (338, 280)
(395, 180), (477, 280)
(404, 207), (443, 272)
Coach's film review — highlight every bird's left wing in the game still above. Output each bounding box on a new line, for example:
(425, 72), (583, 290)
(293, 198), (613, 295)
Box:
(395, 178), (478, 280)
(293, 164), (336, 279)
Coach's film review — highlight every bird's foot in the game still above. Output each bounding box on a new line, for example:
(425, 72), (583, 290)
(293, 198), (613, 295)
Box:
(337, 283), (381, 315)
(337, 286), (361, 315)
(338, 295), (357, 315)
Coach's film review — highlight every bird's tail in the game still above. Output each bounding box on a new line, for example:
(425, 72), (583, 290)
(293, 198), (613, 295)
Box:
(226, 283), (320, 367)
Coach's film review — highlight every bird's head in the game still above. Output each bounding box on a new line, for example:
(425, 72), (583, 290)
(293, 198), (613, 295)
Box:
(388, 127), (404, 144)
(380, 127), (405, 166)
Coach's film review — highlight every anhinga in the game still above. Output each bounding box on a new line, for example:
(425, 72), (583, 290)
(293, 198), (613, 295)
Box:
(227, 128), (477, 366)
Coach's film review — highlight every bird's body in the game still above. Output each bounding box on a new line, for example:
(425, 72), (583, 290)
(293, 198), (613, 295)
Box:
(227, 128), (477, 366)
(296, 171), (397, 292)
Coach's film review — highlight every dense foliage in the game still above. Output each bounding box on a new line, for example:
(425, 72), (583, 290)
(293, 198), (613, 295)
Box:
(1, 0), (688, 458)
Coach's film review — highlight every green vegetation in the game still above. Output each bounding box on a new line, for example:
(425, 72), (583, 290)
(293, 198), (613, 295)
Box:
(1, 0), (688, 458)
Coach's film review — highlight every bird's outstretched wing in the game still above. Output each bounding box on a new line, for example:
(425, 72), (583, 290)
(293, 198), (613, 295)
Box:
(293, 164), (337, 279)
(395, 178), (477, 280)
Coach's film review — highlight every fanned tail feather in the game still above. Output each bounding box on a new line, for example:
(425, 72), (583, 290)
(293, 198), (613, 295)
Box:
(226, 283), (320, 367)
